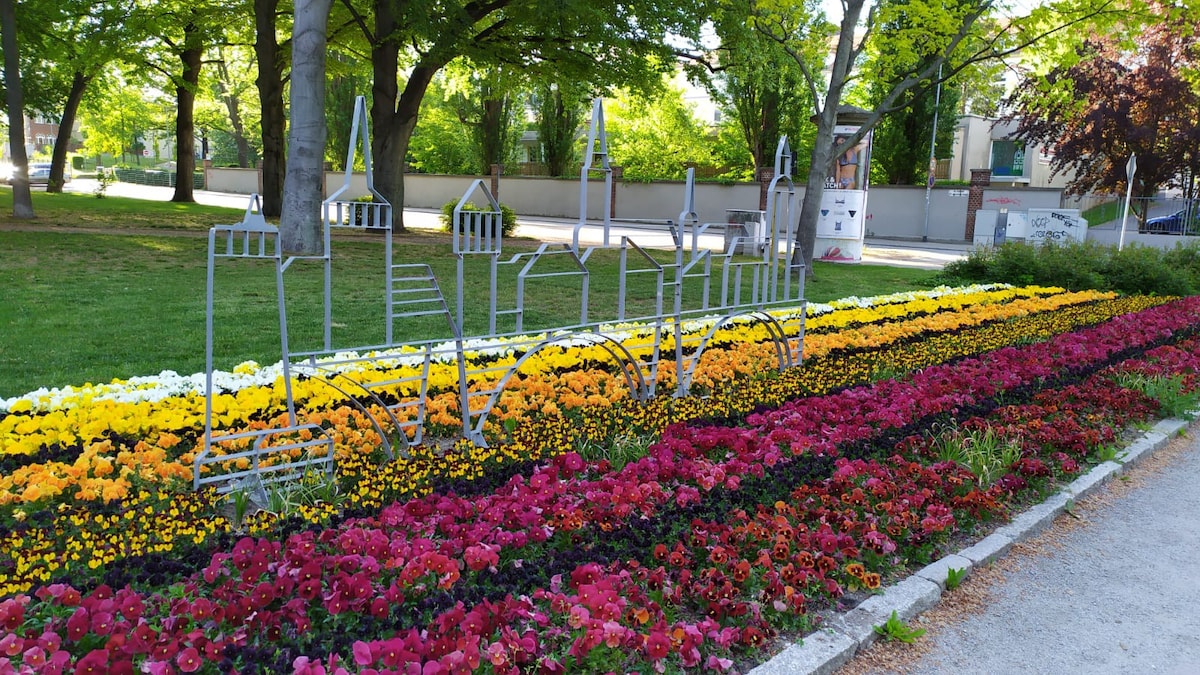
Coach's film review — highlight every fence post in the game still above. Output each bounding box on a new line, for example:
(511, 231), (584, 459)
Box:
(611, 165), (623, 218)
(756, 166), (774, 211)
(965, 168), (992, 241)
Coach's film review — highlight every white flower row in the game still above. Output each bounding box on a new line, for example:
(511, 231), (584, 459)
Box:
(0, 284), (1010, 415)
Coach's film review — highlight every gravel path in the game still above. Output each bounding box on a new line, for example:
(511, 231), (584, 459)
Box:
(840, 430), (1200, 675)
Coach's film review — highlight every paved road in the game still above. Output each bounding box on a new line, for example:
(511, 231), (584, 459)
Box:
(858, 429), (1200, 675)
(61, 179), (967, 270)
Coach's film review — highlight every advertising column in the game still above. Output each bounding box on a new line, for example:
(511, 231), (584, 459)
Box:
(815, 125), (872, 262)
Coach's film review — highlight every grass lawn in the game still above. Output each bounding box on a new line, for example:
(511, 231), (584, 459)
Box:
(1081, 199), (1122, 227)
(0, 185), (243, 230)
(0, 191), (939, 397)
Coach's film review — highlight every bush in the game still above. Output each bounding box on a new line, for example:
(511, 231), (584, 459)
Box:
(1102, 245), (1191, 296)
(344, 195), (379, 227)
(440, 200), (517, 238)
(1034, 241), (1107, 291)
(937, 240), (1200, 296)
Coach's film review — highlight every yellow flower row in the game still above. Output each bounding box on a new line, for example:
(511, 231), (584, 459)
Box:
(0, 285), (1051, 461)
(803, 284), (1065, 332)
(0, 288), (1116, 509)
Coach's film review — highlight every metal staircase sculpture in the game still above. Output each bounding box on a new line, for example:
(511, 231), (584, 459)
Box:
(200, 97), (809, 490)
(197, 195), (334, 494)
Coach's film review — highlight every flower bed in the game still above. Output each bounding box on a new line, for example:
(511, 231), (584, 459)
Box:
(1, 289), (1198, 673)
(0, 290), (1170, 599)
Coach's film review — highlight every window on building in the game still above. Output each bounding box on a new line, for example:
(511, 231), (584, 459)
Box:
(990, 139), (1026, 177)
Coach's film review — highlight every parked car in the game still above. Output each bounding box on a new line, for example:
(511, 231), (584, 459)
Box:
(28, 163), (52, 185)
(2, 163), (69, 186)
(1140, 209), (1200, 235)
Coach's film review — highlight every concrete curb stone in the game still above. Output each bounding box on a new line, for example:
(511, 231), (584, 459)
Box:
(748, 416), (1194, 675)
(992, 491), (1071, 541)
(956, 531), (1014, 566)
(1118, 431), (1168, 467)
(913, 554), (974, 591)
(838, 575), (943, 641)
(1063, 460), (1121, 500)
(749, 630), (858, 675)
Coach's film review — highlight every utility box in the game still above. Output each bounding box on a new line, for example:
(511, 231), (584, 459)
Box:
(725, 209), (766, 254)
(994, 209), (1009, 245)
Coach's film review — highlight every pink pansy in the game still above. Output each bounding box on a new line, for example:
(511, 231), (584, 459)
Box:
(176, 647), (203, 673)
(293, 656), (326, 675)
(705, 655), (734, 671)
(644, 630), (671, 660)
(21, 646), (45, 668)
(353, 641), (374, 666)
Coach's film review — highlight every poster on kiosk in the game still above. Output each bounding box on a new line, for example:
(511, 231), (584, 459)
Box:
(816, 125), (872, 262)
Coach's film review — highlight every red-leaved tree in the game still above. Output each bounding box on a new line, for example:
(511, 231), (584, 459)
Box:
(1006, 21), (1200, 225)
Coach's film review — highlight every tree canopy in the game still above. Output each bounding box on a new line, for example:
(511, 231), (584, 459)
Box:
(355, 0), (714, 232)
(1006, 18), (1200, 215)
(746, 0), (1121, 272)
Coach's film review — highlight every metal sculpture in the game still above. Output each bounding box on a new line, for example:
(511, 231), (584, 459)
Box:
(199, 98), (807, 491)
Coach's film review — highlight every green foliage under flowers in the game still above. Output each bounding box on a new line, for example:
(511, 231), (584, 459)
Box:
(937, 240), (1199, 296)
(1112, 372), (1200, 419)
(226, 469), (345, 529)
(575, 430), (657, 471)
(930, 424), (1023, 487)
(874, 611), (927, 643)
(440, 199), (518, 238)
(944, 567), (967, 591)
(1095, 443), (1122, 462)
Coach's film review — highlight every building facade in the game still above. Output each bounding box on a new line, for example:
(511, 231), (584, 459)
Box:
(946, 114), (1071, 189)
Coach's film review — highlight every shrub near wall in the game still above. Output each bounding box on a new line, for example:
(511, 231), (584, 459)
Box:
(938, 240), (1200, 295)
(113, 168), (205, 190)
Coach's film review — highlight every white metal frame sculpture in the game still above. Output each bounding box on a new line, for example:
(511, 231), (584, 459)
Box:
(317, 96), (394, 346)
(197, 195), (334, 493)
(199, 98), (807, 491)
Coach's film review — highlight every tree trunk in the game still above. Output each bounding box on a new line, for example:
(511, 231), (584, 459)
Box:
(280, 0), (333, 255)
(792, 0), (867, 277)
(217, 60), (252, 167)
(372, 40), (439, 233)
(373, 107), (418, 232)
(756, 91), (779, 170)
(172, 33), (202, 203)
(0, 0), (33, 218)
(49, 70), (91, 193)
(255, 0), (286, 217)
(794, 106), (838, 275)
(369, 0), (403, 230)
(539, 87), (580, 177)
(371, 0), (452, 232)
(478, 94), (508, 175)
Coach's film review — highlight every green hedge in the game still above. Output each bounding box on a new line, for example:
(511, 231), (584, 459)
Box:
(936, 240), (1200, 296)
(113, 168), (205, 190)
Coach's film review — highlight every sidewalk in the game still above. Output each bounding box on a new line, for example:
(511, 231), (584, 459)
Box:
(895, 423), (1200, 674)
(61, 180), (969, 271)
(751, 418), (1200, 675)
